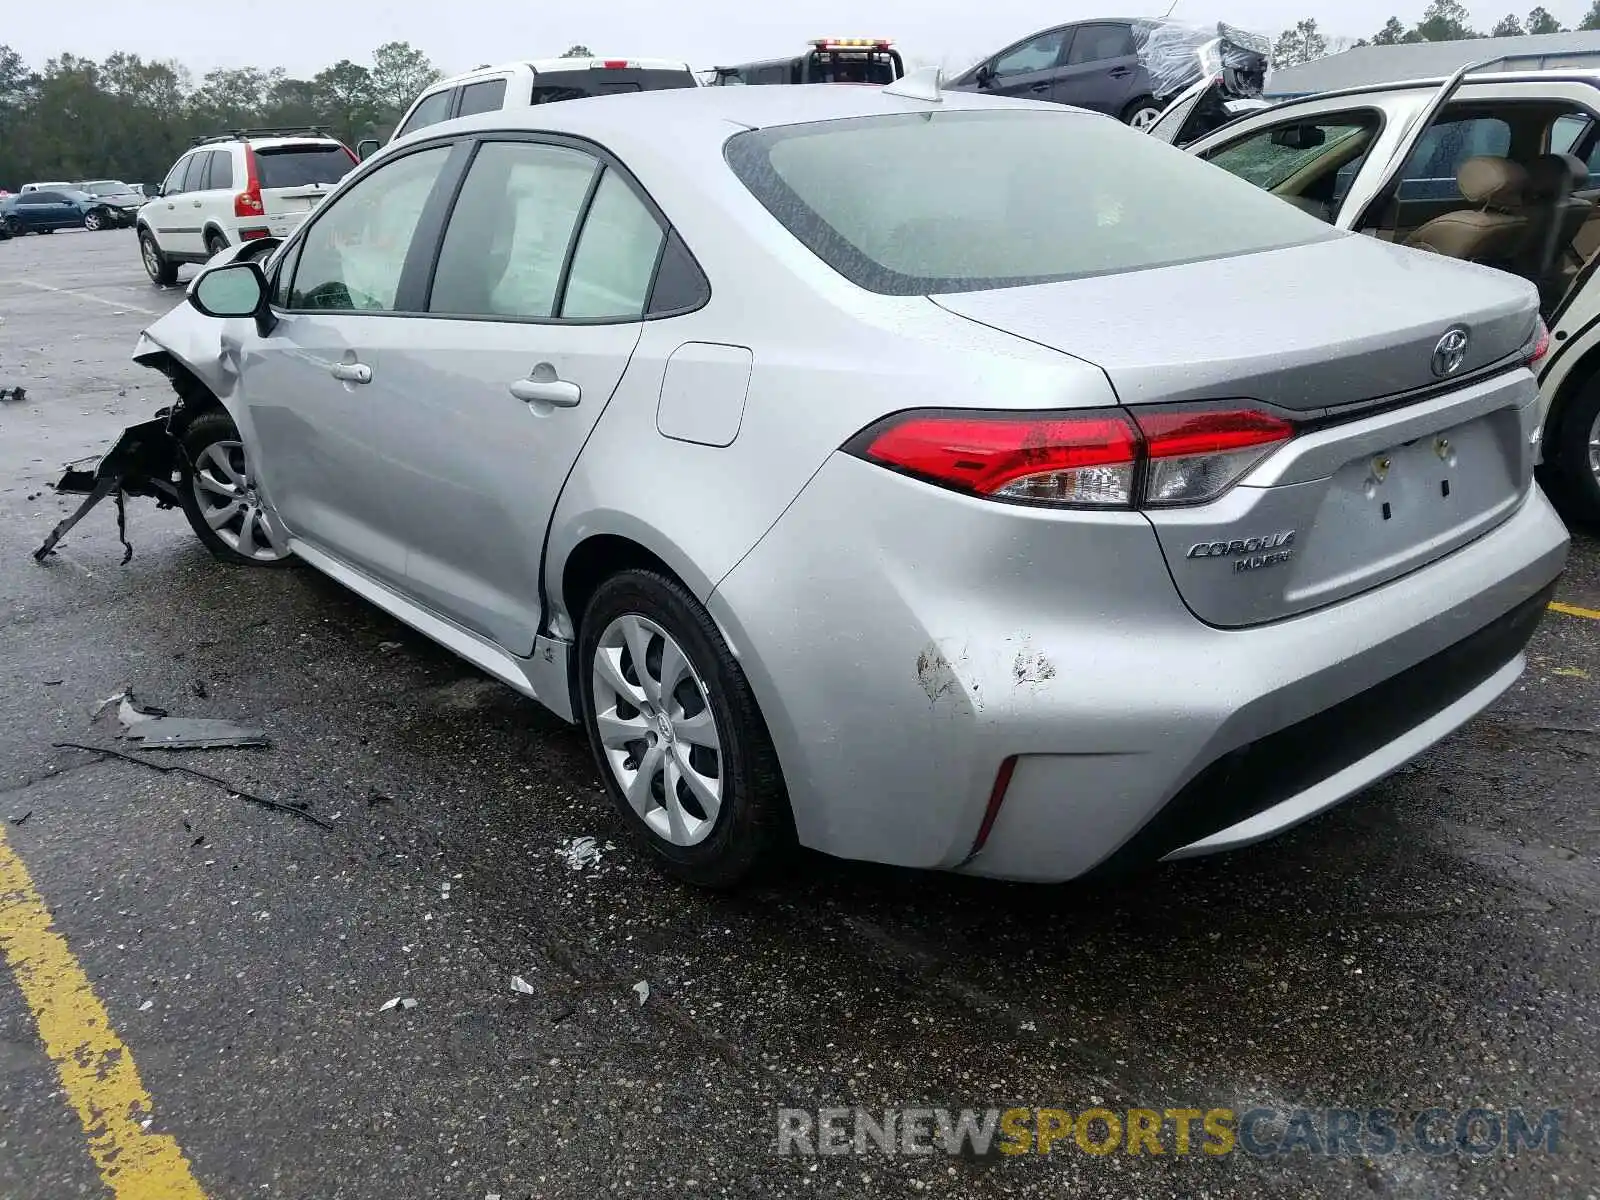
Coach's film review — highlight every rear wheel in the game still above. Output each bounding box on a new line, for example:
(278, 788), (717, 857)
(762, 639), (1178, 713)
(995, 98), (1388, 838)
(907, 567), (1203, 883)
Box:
(204, 230), (228, 258)
(177, 410), (294, 567)
(578, 569), (791, 889)
(1122, 97), (1164, 130)
(1545, 377), (1600, 525)
(139, 228), (178, 286)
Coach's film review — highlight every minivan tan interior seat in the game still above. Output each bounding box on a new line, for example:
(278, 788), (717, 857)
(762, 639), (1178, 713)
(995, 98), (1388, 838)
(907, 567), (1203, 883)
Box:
(1405, 156), (1529, 266)
(1516, 153), (1593, 306)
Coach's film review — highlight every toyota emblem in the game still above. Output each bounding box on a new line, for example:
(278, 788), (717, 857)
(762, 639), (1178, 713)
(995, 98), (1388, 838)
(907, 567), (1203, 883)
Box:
(1431, 327), (1470, 378)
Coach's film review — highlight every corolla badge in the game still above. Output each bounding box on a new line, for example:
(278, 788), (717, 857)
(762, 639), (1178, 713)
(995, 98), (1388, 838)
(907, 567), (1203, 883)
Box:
(1431, 327), (1470, 379)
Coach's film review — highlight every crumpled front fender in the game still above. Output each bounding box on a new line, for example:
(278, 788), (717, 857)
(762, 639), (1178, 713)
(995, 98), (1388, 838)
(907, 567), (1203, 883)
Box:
(132, 303), (250, 412)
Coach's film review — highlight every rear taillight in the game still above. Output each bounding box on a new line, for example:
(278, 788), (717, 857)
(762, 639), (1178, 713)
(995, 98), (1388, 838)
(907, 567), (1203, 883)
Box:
(234, 146), (263, 218)
(846, 406), (1294, 510)
(1527, 318), (1550, 367)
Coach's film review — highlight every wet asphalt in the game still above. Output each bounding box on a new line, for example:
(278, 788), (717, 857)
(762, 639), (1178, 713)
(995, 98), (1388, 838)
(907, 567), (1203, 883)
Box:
(0, 228), (1598, 1200)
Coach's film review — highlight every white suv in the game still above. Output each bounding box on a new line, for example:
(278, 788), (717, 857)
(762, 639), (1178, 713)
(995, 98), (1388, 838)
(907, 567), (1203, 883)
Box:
(365, 57), (698, 156)
(137, 129), (358, 285)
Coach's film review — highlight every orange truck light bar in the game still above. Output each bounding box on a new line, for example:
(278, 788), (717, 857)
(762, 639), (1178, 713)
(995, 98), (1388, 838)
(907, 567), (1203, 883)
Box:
(810, 38), (894, 50)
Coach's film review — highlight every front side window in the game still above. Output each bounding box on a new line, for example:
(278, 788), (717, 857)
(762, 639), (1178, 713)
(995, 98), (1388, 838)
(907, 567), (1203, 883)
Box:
(457, 78), (508, 117)
(397, 88), (455, 138)
(1204, 112), (1382, 191)
(287, 145), (451, 311)
(727, 109), (1335, 296)
(161, 157), (191, 196)
(1068, 23), (1134, 65)
(429, 141), (598, 319)
(993, 30), (1068, 78)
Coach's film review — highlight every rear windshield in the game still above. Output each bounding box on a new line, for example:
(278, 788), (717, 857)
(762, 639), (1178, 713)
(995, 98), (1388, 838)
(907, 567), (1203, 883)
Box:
(802, 51), (900, 84)
(725, 109), (1336, 296)
(254, 144), (355, 189)
(530, 68), (697, 104)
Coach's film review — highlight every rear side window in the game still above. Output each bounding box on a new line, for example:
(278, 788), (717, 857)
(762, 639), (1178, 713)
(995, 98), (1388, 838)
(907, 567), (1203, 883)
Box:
(562, 170), (666, 319)
(726, 109), (1335, 296)
(1068, 23), (1134, 64)
(457, 78), (508, 117)
(429, 141), (599, 319)
(396, 88), (455, 138)
(1400, 116), (1512, 201)
(255, 144), (355, 188)
(204, 151), (235, 191)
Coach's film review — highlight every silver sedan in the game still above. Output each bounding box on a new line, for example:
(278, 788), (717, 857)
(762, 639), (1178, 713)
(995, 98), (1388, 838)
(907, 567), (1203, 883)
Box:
(129, 76), (1568, 886)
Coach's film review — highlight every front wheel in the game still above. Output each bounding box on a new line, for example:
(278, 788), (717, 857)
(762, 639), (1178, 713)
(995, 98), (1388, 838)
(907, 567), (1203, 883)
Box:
(1122, 97), (1164, 130)
(83, 208), (104, 231)
(578, 570), (791, 889)
(177, 410), (294, 567)
(1543, 378), (1600, 525)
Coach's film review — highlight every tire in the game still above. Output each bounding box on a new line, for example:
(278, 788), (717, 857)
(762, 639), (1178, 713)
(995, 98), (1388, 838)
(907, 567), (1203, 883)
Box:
(176, 409), (294, 567)
(1543, 376), (1600, 526)
(1122, 96), (1164, 130)
(139, 228), (178, 286)
(577, 569), (791, 889)
(3, 216), (22, 237)
(204, 230), (228, 258)
(83, 208), (104, 231)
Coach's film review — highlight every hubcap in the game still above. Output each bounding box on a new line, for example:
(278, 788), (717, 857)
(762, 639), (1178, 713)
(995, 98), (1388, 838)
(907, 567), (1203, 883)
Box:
(1130, 107), (1161, 130)
(591, 614), (723, 847)
(141, 238), (160, 277)
(190, 440), (289, 562)
(85, 212), (100, 230)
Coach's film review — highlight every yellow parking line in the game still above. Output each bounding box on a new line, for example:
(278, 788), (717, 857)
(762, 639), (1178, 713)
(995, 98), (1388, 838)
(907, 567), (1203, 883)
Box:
(1550, 601), (1600, 621)
(0, 826), (206, 1199)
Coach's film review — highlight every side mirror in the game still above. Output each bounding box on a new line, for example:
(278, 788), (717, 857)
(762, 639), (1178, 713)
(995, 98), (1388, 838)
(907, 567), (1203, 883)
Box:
(356, 138), (380, 161)
(190, 262), (276, 335)
(976, 64), (995, 88)
(1270, 125), (1326, 151)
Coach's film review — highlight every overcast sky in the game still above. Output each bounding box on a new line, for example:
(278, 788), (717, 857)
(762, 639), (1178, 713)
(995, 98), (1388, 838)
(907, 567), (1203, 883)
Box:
(6, 1), (1598, 78)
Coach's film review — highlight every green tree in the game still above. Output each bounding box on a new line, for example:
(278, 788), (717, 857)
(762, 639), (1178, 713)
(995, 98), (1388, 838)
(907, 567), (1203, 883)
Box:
(1371, 17), (1421, 44)
(562, 45), (593, 58)
(1492, 13), (1525, 35)
(1415, 0), (1479, 40)
(1272, 18), (1330, 69)
(312, 59), (379, 145)
(370, 41), (442, 116)
(1582, 0), (1600, 31)
(1526, 6), (1565, 33)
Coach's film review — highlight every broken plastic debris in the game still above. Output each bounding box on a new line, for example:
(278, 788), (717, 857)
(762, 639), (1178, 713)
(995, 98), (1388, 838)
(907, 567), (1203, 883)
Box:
(556, 835), (604, 871)
(378, 641), (402, 653)
(510, 975), (536, 996)
(376, 997), (416, 1013)
(139, 1000), (153, 1011)
(632, 981), (650, 1006)
(107, 690), (269, 751)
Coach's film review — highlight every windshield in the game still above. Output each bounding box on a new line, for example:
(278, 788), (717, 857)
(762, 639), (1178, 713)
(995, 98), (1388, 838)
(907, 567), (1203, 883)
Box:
(530, 67), (698, 102)
(78, 180), (133, 195)
(725, 109), (1335, 296)
(802, 50), (901, 84)
(254, 144), (355, 188)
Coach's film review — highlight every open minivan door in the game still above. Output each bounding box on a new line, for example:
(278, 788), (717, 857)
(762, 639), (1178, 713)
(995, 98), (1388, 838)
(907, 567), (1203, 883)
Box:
(1143, 22), (1273, 146)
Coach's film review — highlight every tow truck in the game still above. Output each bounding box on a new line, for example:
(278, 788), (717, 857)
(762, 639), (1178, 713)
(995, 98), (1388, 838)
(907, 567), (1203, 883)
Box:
(709, 39), (906, 87)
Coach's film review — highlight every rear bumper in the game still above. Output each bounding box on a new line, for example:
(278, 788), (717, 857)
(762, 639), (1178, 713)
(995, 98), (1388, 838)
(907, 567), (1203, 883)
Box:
(709, 453), (1570, 883)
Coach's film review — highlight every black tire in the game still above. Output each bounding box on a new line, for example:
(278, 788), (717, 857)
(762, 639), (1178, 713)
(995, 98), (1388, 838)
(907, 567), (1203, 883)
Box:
(3, 216), (22, 237)
(176, 409), (295, 568)
(1543, 376), (1600, 526)
(83, 208), (104, 231)
(577, 569), (792, 889)
(204, 230), (228, 258)
(139, 228), (178, 286)
(1121, 96), (1164, 130)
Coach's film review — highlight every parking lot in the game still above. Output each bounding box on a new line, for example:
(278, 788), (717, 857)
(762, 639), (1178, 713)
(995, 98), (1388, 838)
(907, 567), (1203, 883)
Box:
(1, 227), (1598, 1199)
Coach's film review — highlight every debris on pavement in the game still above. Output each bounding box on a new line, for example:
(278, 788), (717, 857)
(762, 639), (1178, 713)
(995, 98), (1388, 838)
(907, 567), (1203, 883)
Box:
(633, 981), (650, 1007)
(377, 641), (402, 653)
(8, 811), (30, 826)
(0, 386), (25, 402)
(109, 690), (270, 751)
(51, 741), (332, 829)
(555, 835), (604, 871)
(510, 975), (536, 996)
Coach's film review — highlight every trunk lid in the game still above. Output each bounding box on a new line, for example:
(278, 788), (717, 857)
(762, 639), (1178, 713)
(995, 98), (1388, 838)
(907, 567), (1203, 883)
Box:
(933, 236), (1542, 628)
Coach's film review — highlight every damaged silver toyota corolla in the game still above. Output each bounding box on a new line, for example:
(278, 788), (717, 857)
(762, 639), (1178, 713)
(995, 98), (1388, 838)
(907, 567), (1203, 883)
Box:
(36, 78), (1570, 888)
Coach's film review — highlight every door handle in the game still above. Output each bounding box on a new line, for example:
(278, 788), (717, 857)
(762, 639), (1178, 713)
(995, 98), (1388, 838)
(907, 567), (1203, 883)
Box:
(192, 200), (203, 208)
(1029, 82), (1051, 93)
(330, 362), (372, 384)
(1109, 67), (1133, 78)
(510, 377), (581, 407)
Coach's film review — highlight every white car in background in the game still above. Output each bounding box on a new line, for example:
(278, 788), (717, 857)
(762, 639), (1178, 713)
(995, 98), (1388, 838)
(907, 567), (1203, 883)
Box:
(136, 129), (358, 285)
(363, 57), (699, 158)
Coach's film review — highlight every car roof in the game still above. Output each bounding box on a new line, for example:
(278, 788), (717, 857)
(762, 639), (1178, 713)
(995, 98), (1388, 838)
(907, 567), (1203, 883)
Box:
(1269, 67), (1600, 107)
(401, 79), (1063, 148)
